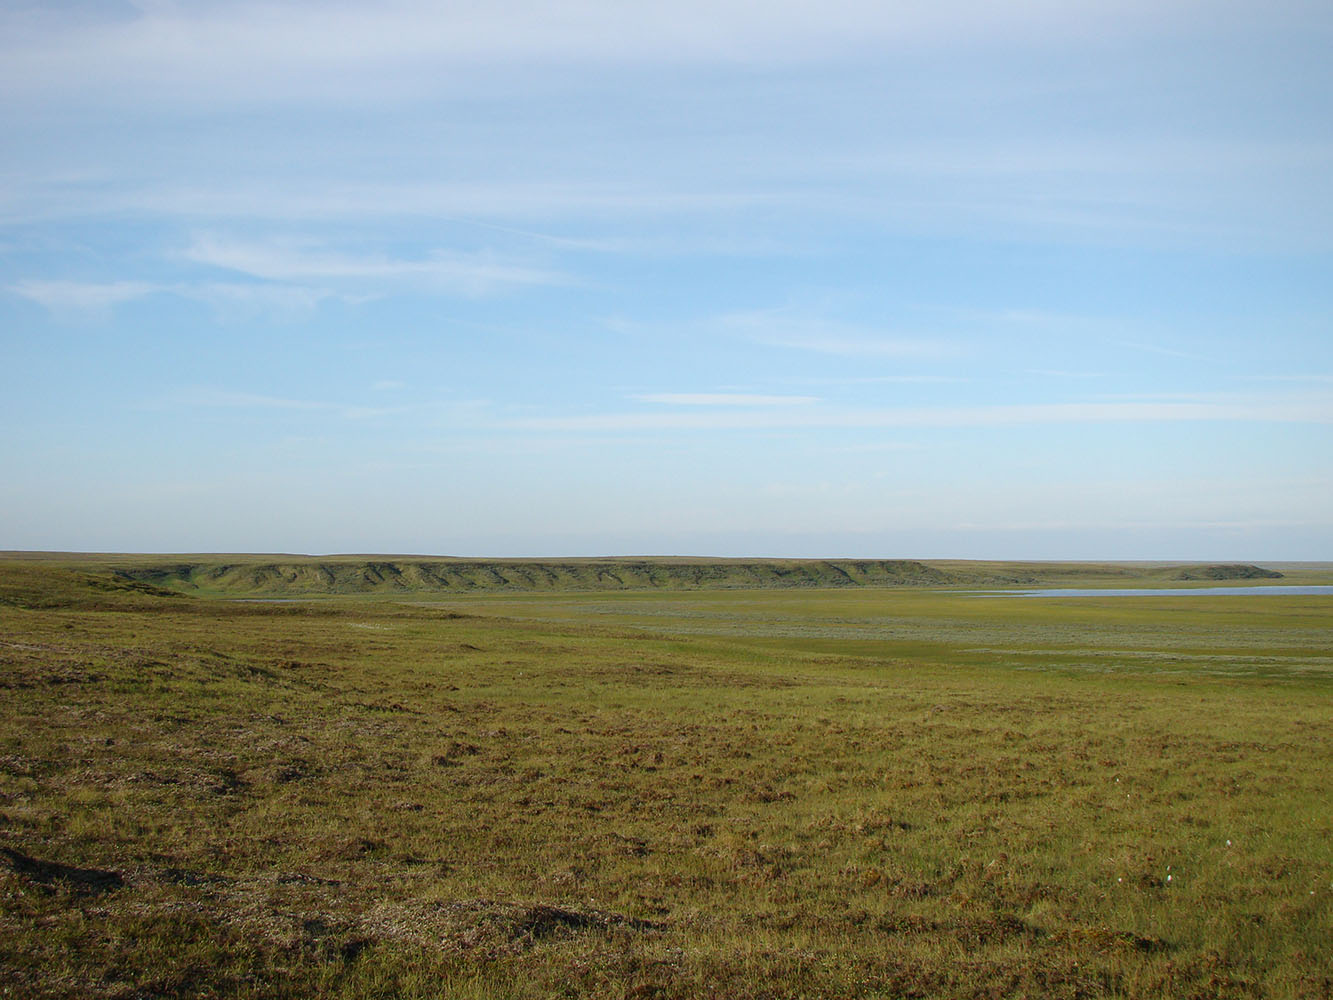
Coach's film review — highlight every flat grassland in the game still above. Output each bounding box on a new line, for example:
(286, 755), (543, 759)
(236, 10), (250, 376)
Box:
(1, 558), (1331, 998)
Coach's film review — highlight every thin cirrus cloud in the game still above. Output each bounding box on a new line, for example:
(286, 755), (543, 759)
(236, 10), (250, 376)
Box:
(182, 235), (568, 294)
(507, 399), (1333, 432)
(715, 309), (961, 360)
(187, 282), (345, 312)
(13, 139), (1321, 256)
(9, 279), (159, 311)
(0, 178), (780, 230)
(1239, 373), (1333, 384)
(177, 389), (330, 412)
(761, 335), (959, 360)
(600, 311), (963, 362)
(632, 393), (819, 407)
(4, 5), (1326, 258)
(157, 388), (409, 422)
(8, 277), (344, 315)
(0, 0), (1225, 105)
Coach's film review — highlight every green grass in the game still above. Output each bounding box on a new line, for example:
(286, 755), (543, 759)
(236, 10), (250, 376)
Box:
(1, 560), (1331, 998)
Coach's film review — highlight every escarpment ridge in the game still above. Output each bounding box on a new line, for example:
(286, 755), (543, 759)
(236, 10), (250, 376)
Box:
(0, 553), (1295, 600)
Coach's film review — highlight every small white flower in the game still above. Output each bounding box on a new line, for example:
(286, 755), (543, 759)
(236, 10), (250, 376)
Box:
(1166, 874), (1172, 882)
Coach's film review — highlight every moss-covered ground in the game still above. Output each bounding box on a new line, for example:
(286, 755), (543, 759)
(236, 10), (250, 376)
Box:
(1, 560), (1330, 998)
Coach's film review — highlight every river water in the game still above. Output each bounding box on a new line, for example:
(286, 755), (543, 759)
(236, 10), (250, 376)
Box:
(983, 585), (1333, 598)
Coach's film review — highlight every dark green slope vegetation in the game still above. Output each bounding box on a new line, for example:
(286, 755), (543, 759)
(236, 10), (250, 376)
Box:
(0, 562), (187, 610)
(1172, 563), (1284, 580)
(83, 556), (1287, 596)
(0, 555), (1296, 603)
(110, 558), (957, 595)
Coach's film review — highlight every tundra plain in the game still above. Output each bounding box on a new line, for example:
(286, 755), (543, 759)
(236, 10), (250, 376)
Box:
(1, 556), (1331, 999)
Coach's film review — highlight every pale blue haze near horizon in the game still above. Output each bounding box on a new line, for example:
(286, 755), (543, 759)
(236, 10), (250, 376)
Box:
(2, 0), (1331, 559)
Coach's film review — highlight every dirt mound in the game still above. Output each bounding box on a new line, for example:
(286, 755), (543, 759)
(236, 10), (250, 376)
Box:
(436, 898), (663, 955)
(1, 846), (124, 895)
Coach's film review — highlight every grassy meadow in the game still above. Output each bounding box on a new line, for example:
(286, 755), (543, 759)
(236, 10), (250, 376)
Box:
(1, 557), (1331, 998)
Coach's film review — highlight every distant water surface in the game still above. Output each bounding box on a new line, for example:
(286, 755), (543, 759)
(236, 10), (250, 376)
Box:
(984, 585), (1333, 598)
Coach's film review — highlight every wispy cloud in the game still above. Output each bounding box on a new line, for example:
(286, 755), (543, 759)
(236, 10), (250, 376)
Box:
(632, 393), (818, 406)
(760, 336), (957, 359)
(1239, 374), (1333, 384)
(152, 386), (489, 424)
(2, 1), (1327, 259)
(508, 399), (1333, 432)
(172, 389), (330, 412)
(0, 1), (1217, 107)
(425, 218), (802, 258)
(599, 310), (965, 366)
(152, 388), (403, 422)
(780, 374), (970, 386)
(850, 375), (969, 384)
(829, 441), (923, 453)
(716, 308), (962, 360)
(8, 277), (346, 317)
(187, 281), (343, 312)
(9, 279), (159, 311)
(1110, 338), (1211, 363)
(138, 182), (774, 226)
(1089, 391), (1296, 403)
(183, 234), (567, 294)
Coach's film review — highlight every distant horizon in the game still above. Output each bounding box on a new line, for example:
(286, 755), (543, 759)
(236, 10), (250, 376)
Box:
(5, 549), (1327, 568)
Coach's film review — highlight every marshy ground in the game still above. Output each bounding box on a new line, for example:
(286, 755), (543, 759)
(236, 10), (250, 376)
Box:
(1, 558), (1330, 998)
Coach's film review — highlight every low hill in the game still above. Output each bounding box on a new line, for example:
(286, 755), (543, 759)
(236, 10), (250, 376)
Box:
(108, 558), (959, 595)
(102, 557), (1282, 596)
(0, 555), (1291, 602)
(0, 561), (187, 610)
(1172, 563), (1284, 581)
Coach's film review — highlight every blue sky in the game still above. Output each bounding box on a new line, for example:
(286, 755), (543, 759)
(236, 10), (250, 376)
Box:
(2, 0), (1331, 559)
